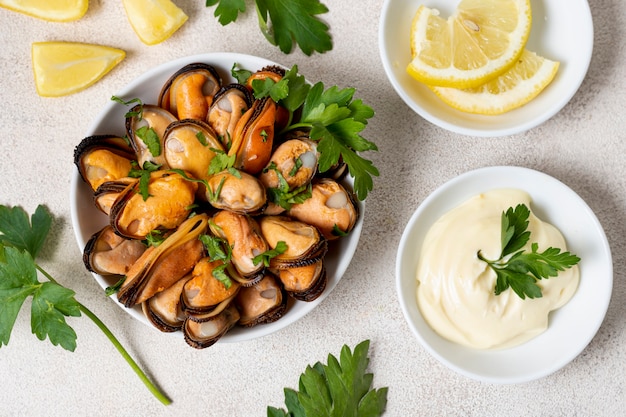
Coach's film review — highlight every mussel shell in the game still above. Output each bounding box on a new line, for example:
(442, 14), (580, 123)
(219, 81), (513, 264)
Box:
(125, 104), (177, 168)
(93, 178), (135, 215)
(141, 275), (190, 332)
(258, 215), (327, 269)
(180, 258), (241, 319)
(206, 169), (267, 215)
(209, 210), (268, 283)
(158, 63), (222, 121)
(287, 178), (359, 241)
(259, 138), (318, 190)
(228, 97), (276, 175)
(235, 272), (287, 327)
(117, 214), (208, 307)
(276, 261), (327, 302)
(163, 119), (224, 182)
(207, 83), (253, 148)
(82, 225), (146, 276)
(74, 135), (135, 191)
(110, 170), (198, 240)
(183, 304), (240, 349)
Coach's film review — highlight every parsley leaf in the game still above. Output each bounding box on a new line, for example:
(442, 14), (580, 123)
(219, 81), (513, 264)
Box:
(252, 67), (379, 201)
(252, 241), (287, 267)
(0, 204), (171, 404)
(206, 0), (332, 55)
(267, 340), (388, 416)
(134, 126), (161, 157)
(128, 161), (161, 201)
(478, 204), (581, 300)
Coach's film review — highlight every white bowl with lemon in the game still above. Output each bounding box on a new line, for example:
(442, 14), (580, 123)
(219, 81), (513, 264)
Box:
(379, 0), (594, 137)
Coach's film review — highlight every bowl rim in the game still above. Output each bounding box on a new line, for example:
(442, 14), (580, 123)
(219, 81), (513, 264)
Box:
(395, 165), (613, 383)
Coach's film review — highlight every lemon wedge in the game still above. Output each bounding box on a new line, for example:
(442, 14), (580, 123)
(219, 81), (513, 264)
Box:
(31, 42), (125, 97)
(408, 0), (532, 89)
(430, 50), (559, 115)
(0, 0), (87, 21)
(122, 0), (188, 45)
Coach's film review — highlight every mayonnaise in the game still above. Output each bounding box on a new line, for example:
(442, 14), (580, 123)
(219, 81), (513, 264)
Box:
(415, 189), (579, 350)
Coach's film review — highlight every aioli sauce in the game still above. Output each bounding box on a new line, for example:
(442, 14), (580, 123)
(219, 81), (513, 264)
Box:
(415, 189), (579, 349)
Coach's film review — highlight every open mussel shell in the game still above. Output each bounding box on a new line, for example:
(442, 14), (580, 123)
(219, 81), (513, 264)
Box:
(92, 178), (135, 215)
(287, 178), (359, 241)
(206, 169), (267, 215)
(258, 215), (327, 269)
(235, 272), (287, 327)
(125, 104), (177, 168)
(163, 119), (224, 182)
(141, 275), (190, 332)
(117, 213), (209, 307)
(259, 138), (318, 190)
(83, 225), (146, 276)
(158, 63), (222, 121)
(209, 210), (268, 284)
(183, 304), (240, 349)
(110, 170), (198, 240)
(207, 83), (253, 148)
(74, 135), (136, 191)
(275, 260), (327, 302)
(180, 258), (241, 321)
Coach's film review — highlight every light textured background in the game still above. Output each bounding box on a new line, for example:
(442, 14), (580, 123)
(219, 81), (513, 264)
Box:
(0, 0), (624, 416)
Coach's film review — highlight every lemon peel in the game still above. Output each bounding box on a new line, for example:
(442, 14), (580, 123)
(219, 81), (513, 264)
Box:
(0, 0), (88, 22)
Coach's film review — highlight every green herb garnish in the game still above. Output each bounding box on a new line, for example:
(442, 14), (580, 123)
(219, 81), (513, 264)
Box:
(144, 229), (166, 247)
(200, 233), (234, 289)
(134, 126), (161, 157)
(267, 339), (388, 416)
(264, 161), (312, 210)
(111, 96), (144, 119)
(252, 241), (287, 267)
(477, 204), (581, 300)
(0, 204), (170, 405)
(128, 160), (161, 201)
(207, 148), (236, 175)
(206, 0), (332, 55)
(248, 64), (378, 201)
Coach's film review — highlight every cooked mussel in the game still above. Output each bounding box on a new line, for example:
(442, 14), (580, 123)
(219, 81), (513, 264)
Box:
(93, 178), (135, 215)
(275, 260), (327, 302)
(83, 225), (146, 276)
(258, 215), (327, 269)
(207, 83), (253, 148)
(183, 304), (240, 349)
(206, 169), (266, 215)
(209, 210), (268, 285)
(116, 213), (208, 307)
(287, 178), (358, 240)
(74, 135), (135, 191)
(228, 97), (276, 175)
(158, 63), (222, 121)
(110, 170), (198, 240)
(235, 272), (287, 327)
(162, 119), (224, 183)
(180, 258), (241, 321)
(141, 275), (190, 332)
(125, 104), (177, 168)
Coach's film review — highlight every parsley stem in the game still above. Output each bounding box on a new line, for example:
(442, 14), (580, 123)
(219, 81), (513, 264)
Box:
(278, 122), (311, 136)
(35, 265), (171, 406)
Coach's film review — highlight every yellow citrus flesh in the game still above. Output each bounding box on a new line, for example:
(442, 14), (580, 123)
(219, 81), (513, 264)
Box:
(31, 42), (125, 97)
(0, 0), (87, 21)
(122, 0), (188, 46)
(408, 0), (532, 89)
(430, 50), (559, 115)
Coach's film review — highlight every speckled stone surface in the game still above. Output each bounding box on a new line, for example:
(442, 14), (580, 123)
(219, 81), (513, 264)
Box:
(0, 1), (624, 416)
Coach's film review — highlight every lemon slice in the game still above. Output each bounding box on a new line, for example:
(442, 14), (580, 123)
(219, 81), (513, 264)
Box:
(0, 0), (87, 21)
(122, 0), (188, 46)
(430, 50), (559, 115)
(408, 0), (532, 89)
(31, 42), (125, 97)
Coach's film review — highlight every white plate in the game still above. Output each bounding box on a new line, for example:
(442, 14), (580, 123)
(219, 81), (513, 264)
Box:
(395, 166), (612, 383)
(379, 0), (594, 137)
(70, 52), (364, 343)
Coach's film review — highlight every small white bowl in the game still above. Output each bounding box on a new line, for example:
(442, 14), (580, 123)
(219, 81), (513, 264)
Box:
(395, 166), (612, 383)
(70, 52), (364, 343)
(378, 0), (594, 137)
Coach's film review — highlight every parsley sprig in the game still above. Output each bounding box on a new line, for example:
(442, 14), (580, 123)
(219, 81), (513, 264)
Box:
(268, 340), (388, 416)
(0, 205), (171, 405)
(206, 0), (332, 55)
(236, 64), (378, 201)
(477, 204), (581, 300)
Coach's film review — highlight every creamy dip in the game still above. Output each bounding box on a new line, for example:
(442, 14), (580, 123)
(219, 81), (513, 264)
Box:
(416, 189), (579, 350)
